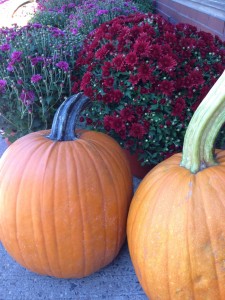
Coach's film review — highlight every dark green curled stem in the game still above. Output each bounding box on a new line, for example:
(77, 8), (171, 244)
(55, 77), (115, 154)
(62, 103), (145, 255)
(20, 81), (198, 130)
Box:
(47, 93), (90, 141)
(180, 71), (225, 173)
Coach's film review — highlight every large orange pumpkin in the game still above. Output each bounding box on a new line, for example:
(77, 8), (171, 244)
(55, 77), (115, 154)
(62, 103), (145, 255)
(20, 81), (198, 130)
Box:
(0, 93), (133, 278)
(127, 71), (225, 299)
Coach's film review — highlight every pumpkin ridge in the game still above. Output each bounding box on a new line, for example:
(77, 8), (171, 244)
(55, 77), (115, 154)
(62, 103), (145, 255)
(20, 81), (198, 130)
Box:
(207, 168), (225, 212)
(160, 170), (193, 299)
(166, 172), (193, 300)
(71, 142), (89, 276)
(34, 142), (62, 276)
(29, 147), (51, 276)
(63, 142), (78, 276)
(88, 136), (132, 197)
(88, 141), (121, 257)
(185, 176), (197, 300)
(129, 168), (183, 297)
(17, 142), (58, 272)
(197, 175), (224, 298)
(0, 139), (53, 272)
(85, 137), (132, 253)
(76, 140), (109, 268)
(51, 142), (67, 277)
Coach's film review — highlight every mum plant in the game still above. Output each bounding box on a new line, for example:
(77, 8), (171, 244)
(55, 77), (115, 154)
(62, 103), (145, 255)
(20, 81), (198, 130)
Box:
(0, 23), (79, 141)
(32, 0), (142, 30)
(65, 0), (140, 37)
(31, 0), (81, 28)
(72, 13), (225, 166)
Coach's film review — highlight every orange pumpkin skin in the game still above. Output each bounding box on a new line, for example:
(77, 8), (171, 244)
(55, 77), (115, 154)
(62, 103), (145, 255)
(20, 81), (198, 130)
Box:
(127, 151), (225, 300)
(0, 129), (133, 278)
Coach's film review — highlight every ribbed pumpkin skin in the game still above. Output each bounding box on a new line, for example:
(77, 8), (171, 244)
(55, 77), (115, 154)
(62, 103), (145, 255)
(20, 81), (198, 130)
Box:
(127, 151), (225, 300)
(0, 129), (133, 278)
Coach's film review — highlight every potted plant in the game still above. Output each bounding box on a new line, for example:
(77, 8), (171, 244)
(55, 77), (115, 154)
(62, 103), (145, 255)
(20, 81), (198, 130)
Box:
(71, 13), (225, 177)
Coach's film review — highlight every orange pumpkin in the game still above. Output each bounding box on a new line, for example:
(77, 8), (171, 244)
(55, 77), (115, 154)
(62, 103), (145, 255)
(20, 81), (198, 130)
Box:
(0, 93), (133, 278)
(127, 71), (225, 299)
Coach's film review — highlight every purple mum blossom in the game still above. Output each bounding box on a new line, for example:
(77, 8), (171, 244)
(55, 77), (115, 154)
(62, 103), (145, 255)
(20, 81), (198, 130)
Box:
(6, 64), (14, 72)
(77, 20), (83, 28)
(96, 9), (109, 16)
(50, 27), (65, 37)
(0, 79), (7, 93)
(30, 56), (44, 66)
(68, 3), (76, 8)
(56, 61), (69, 71)
(0, 43), (10, 51)
(92, 18), (98, 24)
(11, 51), (23, 63)
(31, 23), (43, 29)
(31, 74), (42, 83)
(71, 28), (78, 35)
(69, 14), (75, 20)
(20, 90), (35, 106)
(17, 79), (23, 85)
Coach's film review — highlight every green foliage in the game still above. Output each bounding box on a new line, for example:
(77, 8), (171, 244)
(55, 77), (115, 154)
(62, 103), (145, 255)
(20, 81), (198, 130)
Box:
(132, 0), (155, 13)
(36, 0), (82, 11)
(30, 10), (70, 28)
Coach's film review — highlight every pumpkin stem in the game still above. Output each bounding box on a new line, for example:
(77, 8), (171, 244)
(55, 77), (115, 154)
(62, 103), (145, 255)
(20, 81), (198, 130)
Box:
(47, 93), (90, 141)
(180, 70), (225, 173)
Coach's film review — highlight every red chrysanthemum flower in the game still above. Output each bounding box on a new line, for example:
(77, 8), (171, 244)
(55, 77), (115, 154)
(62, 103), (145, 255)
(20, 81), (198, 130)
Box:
(158, 54), (177, 72)
(112, 54), (125, 71)
(138, 63), (152, 83)
(129, 74), (139, 86)
(102, 77), (114, 88)
(164, 32), (177, 44)
(82, 86), (94, 98)
(129, 123), (146, 139)
(80, 71), (92, 90)
(118, 26), (131, 39)
(172, 97), (186, 118)
(105, 43), (115, 53)
(180, 37), (197, 49)
(133, 38), (151, 57)
(111, 116), (126, 133)
(109, 22), (123, 36)
(95, 45), (109, 60)
(140, 23), (156, 38)
(125, 51), (138, 67)
(158, 80), (175, 96)
(71, 80), (81, 93)
(119, 107), (136, 122)
(130, 25), (143, 39)
(187, 70), (205, 88)
(102, 93), (113, 104)
(102, 62), (112, 77)
(104, 115), (114, 131)
(149, 44), (162, 60)
(213, 63), (225, 74)
(111, 89), (123, 103)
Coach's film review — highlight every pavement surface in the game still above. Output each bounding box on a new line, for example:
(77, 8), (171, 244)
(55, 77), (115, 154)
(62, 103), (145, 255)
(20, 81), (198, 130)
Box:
(0, 136), (147, 300)
(0, 0), (37, 28)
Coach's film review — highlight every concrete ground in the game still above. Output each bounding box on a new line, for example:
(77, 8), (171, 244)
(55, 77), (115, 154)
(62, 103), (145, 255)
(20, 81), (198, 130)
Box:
(0, 137), (147, 300)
